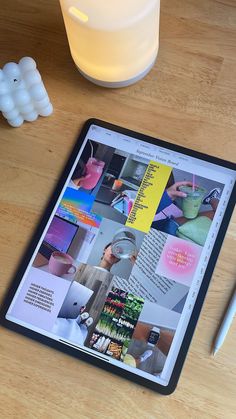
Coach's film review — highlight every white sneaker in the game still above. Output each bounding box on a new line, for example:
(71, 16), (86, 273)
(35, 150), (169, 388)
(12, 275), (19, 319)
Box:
(202, 188), (221, 205)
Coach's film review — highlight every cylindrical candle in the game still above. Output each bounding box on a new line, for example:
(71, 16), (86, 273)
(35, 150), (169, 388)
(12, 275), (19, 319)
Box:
(59, 0), (160, 87)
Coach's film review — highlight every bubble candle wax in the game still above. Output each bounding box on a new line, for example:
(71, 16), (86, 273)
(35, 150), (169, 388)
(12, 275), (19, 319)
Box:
(0, 57), (53, 127)
(59, 0), (160, 87)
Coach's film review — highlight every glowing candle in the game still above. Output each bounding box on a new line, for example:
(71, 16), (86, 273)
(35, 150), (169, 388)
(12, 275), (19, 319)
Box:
(59, 0), (160, 87)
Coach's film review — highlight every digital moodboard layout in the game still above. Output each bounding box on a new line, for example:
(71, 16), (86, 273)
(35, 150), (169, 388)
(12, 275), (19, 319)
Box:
(8, 139), (224, 379)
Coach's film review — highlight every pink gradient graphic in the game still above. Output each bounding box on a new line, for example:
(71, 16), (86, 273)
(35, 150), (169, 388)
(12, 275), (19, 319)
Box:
(156, 236), (202, 287)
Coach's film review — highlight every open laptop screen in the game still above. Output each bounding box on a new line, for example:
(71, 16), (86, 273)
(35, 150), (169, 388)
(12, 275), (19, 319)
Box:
(40, 216), (78, 258)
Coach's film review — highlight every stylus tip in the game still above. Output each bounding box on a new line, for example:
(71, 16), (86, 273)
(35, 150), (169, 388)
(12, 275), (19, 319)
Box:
(212, 348), (218, 356)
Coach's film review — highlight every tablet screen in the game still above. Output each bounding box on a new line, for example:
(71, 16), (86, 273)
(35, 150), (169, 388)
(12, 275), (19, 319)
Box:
(5, 121), (235, 390)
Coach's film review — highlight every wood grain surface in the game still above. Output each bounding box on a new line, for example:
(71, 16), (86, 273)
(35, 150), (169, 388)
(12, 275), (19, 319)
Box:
(0, 1), (235, 417)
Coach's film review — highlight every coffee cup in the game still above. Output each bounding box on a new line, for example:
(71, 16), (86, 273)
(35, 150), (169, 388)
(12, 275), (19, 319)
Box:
(48, 251), (76, 277)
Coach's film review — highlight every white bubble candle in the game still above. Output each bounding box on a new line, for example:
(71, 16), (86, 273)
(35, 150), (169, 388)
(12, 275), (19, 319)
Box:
(59, 0), (160, 87)
(0, 57), (53, 127)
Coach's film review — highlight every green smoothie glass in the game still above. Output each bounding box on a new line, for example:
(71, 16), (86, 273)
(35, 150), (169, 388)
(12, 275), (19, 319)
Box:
(179, 186), (206, 219)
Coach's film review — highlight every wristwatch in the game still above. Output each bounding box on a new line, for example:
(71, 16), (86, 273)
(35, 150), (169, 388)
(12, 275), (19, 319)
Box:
(147, 327), (160, 346)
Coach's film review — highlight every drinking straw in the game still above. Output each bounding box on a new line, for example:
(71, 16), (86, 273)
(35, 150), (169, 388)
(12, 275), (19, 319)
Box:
(192, 174), (195, 192)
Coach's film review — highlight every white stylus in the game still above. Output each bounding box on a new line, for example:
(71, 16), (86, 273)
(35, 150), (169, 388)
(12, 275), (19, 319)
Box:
(213, 287), (236, 356)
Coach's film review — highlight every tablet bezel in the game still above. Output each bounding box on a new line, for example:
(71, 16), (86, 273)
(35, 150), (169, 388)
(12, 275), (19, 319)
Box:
(0, 118), (235, 395)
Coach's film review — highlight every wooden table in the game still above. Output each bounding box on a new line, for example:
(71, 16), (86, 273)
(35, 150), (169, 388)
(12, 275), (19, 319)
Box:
(0, 1), (235, 417)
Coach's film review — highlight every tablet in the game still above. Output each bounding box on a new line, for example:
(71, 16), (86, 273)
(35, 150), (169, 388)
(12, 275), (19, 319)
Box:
(1, 119), (235, 395)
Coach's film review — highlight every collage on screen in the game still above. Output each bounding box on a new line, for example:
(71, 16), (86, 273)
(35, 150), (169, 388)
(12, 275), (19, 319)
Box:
(9, 139), (223, 377)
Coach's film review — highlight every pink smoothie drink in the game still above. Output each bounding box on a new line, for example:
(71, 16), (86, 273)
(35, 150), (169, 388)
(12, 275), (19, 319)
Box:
(79, 158), (105, 189)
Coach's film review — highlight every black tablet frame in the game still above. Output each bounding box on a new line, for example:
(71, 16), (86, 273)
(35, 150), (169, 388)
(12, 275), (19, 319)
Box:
(0, 118), (235, 395)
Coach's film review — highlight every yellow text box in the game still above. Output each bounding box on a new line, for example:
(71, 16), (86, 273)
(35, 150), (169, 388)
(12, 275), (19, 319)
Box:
(125, 161), (172, 233)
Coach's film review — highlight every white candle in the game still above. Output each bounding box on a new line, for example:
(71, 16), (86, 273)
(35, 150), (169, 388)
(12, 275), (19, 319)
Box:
(0, 57), (53, 127)
(59, 0), (160, 87)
